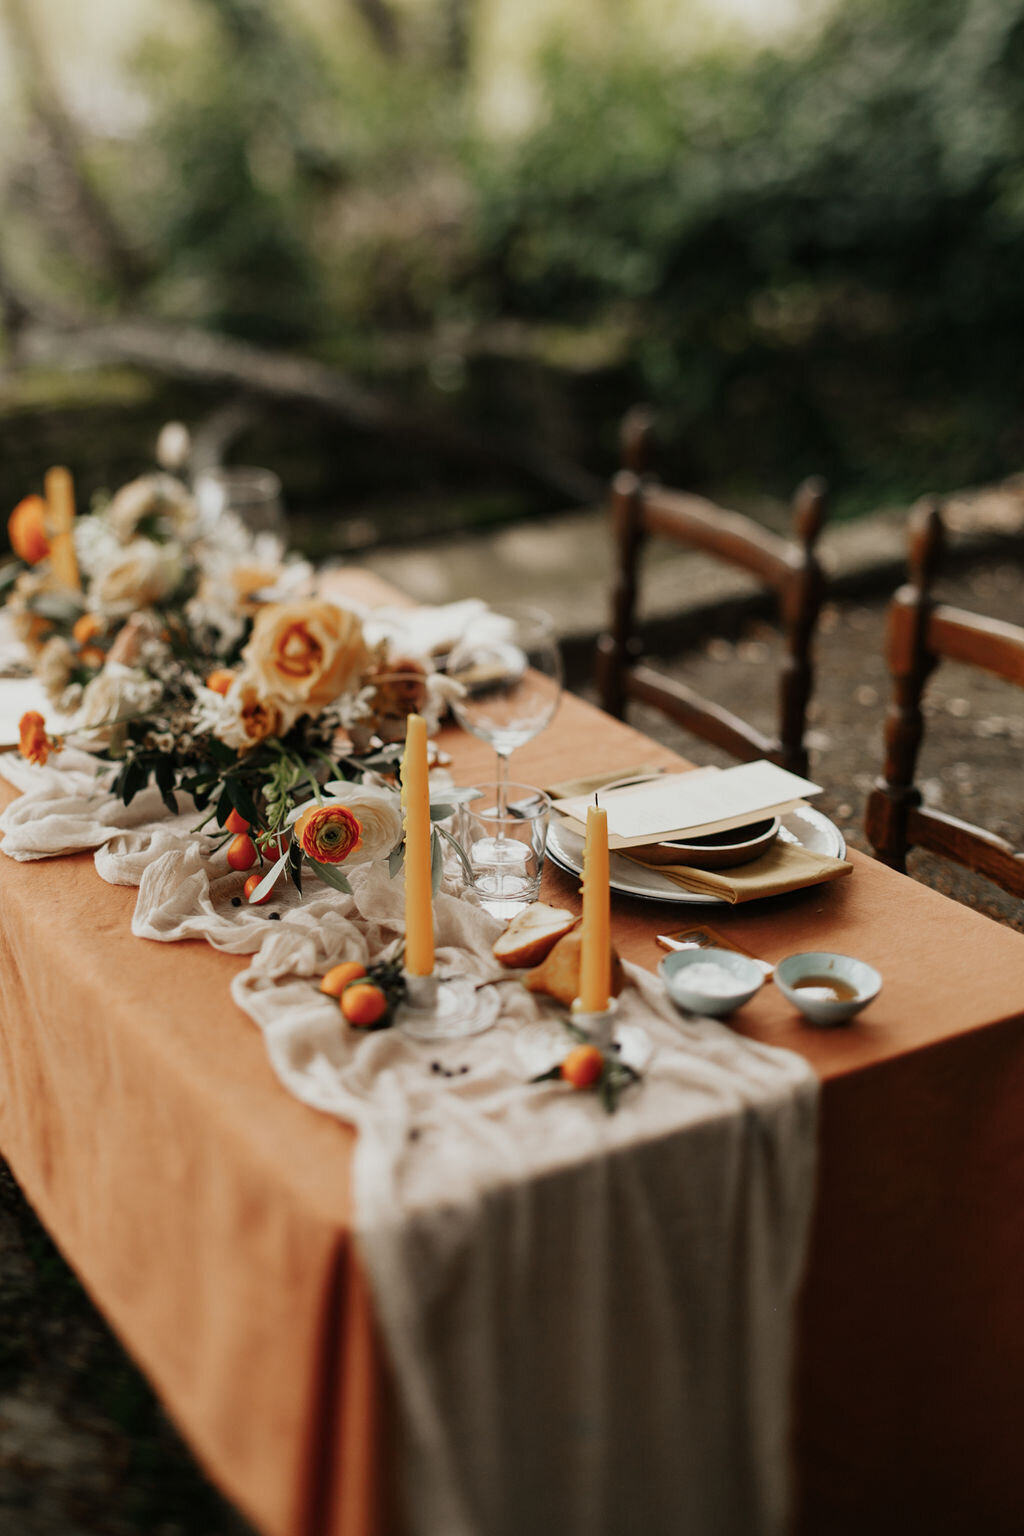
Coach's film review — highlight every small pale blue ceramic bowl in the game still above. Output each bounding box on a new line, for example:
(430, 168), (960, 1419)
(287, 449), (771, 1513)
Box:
(659, 947), (765, 1019)
(774, 951), (882, 1027)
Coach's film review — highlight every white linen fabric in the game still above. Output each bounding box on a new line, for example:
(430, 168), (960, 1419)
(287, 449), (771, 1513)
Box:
(0, 750), (818, 1536)
(355, 598), (495, 660)
(0, 746), (210, 873)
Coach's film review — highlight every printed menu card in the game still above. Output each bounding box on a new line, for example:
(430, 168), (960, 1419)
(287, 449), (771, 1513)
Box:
(552, 760), (822, 850)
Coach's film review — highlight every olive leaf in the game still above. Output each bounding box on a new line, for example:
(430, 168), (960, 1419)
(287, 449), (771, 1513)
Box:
(310, 860), (353, 895)
(248, 846), (290, 903)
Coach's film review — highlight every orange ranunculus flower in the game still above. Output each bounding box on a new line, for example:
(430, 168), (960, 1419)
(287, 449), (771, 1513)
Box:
(242, 601), (368, 715)
(8, 496), (50, 565)
(18, 711), (50, 766)
(294, 803), (362, 865)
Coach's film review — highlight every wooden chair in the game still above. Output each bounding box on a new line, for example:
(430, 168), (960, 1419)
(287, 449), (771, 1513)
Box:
(595, 407), (827, 777)
(865, 500), (1024, 895)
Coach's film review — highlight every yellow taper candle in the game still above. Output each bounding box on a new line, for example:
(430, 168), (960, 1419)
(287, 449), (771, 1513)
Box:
(44, 466), (81, 592)
(579, 802), (611, 1012)
(401, 712), (435, 976)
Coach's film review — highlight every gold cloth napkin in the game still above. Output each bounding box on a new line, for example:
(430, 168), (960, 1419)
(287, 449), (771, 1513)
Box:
(625, 839), (853, 904)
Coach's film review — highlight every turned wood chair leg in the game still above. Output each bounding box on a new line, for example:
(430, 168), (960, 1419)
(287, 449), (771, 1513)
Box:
(866, 499), (944, 869)
(598, 468), (646, 719)
(777, 477), (827, 778)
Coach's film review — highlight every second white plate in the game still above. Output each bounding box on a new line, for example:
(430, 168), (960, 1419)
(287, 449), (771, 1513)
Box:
(546, 804), (846, 906)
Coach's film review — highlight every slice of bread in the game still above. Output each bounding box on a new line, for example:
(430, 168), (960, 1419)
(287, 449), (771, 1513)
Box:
(492, 903), (579, 969)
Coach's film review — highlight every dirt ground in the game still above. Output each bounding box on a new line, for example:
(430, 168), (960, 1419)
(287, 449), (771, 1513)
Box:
(0, 553), (1021, 1532)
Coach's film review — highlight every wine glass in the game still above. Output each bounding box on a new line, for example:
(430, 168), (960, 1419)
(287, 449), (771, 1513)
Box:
(446, 603), (562, 890)
(194, 466), (287, 541)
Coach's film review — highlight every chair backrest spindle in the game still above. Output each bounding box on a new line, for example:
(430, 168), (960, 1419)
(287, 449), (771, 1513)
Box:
(865, 499), (1024, 896)
(597, 410), (827, 777)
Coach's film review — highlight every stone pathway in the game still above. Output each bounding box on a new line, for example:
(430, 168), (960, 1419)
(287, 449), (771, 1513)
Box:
(354, 476), (1024, 645)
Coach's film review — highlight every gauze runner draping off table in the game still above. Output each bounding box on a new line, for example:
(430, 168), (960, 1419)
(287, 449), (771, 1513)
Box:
(3, 680), (1024, 1535)
(0, 738), (818, 1536)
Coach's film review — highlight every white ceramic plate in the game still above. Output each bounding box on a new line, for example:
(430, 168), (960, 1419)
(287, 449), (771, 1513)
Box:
(546, 803), (846, 906)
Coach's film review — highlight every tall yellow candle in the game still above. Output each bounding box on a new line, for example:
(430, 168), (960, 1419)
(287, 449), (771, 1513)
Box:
(401, 712), (435, 977)
(578, 803), (611, 1012)
(44, 466), (81, 592)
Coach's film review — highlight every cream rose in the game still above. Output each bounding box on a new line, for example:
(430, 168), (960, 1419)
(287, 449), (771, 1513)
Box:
(106, 611), (163, 668)
(241, 601), (368, 715)
(37, 635), (74, 703)
(214, 672), (299, 752)
(8, 570), (56, 654)
(107, 474), (198, 544)
(92, 539), (182, 612)
(71, 663), (164, 750)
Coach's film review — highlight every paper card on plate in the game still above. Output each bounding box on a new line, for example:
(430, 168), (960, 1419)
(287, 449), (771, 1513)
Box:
(0, 678), (68, 751)
(552, 760), (822, 849)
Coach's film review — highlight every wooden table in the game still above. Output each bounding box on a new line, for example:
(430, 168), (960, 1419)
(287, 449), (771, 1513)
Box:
(1, 575), (1023, 1536)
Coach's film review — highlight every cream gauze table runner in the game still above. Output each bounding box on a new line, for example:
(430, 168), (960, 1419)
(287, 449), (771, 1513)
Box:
(0, 747), (818, 1536)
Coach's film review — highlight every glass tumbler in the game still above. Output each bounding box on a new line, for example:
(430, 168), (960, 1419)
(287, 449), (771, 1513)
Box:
(460, 782), (551, 920)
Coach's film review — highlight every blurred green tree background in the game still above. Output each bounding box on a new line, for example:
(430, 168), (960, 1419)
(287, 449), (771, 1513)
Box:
(1, 0), (1022, 543)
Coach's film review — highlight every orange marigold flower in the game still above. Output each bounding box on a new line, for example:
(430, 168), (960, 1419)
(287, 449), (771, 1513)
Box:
(18, 711), (50, 766)
(8, 496), (50, 566)
(294, 803), (362, 865)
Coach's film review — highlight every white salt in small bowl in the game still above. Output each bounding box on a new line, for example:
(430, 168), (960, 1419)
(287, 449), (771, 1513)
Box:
(659, 947), (765, 1019)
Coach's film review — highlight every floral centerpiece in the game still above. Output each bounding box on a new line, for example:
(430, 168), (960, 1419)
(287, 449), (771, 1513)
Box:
(4, 472), (466, 903)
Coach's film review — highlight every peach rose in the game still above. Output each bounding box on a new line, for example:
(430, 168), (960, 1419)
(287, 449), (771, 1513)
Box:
(241, 601), (368, 715)
(217, 674), (291, 752)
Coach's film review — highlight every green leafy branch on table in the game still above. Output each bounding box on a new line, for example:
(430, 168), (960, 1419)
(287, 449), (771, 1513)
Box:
(531, 1016), (640, 1114)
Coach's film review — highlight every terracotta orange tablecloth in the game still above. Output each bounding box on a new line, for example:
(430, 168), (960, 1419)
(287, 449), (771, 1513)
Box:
(2, 686), (1024, 1534)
